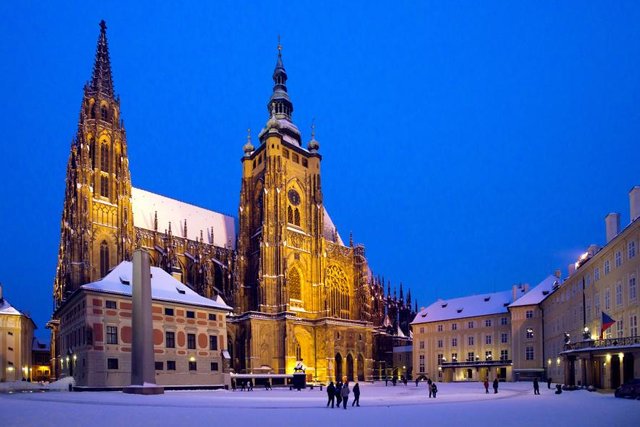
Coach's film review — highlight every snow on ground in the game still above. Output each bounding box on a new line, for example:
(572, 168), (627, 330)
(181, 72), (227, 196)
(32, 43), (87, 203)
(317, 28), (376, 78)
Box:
(0, 381), (638, 427)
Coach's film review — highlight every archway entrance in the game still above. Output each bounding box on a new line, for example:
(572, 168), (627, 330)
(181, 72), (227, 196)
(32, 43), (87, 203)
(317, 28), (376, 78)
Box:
(623, 353), (634, 383)
(335, 353), (342, 382)
(611, 355), (621, 389)
(357, 354), (365, 381)
(346, 354), (354, 381)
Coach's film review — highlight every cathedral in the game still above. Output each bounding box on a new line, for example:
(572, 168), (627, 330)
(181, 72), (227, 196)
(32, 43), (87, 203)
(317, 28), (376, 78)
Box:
(52, 21), (416, 382)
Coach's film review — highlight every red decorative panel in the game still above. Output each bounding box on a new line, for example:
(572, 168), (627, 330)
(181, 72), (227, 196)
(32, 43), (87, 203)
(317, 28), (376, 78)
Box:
(177, 331), (186, 347)
(197, 312), (206, 319)
(153, 329), (163, 346)
(121, 326), (132, 344)
(93, 298), (102, 306)
(120, 302), (132, 310)
(198, 333), (207, 349)
(93, 324), (103, 342)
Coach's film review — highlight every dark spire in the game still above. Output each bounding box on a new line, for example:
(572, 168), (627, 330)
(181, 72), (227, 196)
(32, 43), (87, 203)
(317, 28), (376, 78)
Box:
(399, 283), (404, 302)
(89, 20), (115, 98)
(269, 36), (293, 120)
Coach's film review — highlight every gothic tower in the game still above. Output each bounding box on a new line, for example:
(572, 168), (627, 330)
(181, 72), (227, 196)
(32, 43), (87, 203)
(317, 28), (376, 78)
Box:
(230, 43), (375, 381)
(53, 21), (134, 308)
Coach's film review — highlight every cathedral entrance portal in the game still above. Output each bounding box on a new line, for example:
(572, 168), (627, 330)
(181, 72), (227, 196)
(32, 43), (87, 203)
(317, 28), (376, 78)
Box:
(347, 354), (354, 381)
(335, 353), (343, 381)
(357, 354), (365, 381)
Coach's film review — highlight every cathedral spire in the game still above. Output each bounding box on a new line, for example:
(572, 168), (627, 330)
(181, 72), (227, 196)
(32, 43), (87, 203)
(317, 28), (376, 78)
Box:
(89, 20), (115, 98)
(269, 36), (293, 120)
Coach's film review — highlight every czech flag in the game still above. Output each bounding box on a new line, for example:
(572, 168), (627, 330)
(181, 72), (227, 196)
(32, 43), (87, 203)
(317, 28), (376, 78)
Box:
(601, 312), (616, 339)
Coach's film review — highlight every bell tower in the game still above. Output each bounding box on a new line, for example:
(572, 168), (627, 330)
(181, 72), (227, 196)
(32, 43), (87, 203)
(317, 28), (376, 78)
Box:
(53, 21), (134, 307)
(235, 41), (324, 314)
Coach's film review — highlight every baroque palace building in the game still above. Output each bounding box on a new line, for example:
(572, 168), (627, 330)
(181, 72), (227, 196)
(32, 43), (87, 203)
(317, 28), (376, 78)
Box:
(51, 21), (415, 383)
(413, 187), (640, 389)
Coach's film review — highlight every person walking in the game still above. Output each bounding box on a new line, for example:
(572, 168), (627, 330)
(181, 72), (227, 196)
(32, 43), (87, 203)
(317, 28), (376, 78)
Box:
(427, 377), (433, 398)
(335, 381), (343, 408)
(483, 378), (489, 394)
(547, 377), (552, 389)
(352, 382), (360, 407)
(326, 382), (336, 408)
(341, 381), (350, 409)
(493, 378), (499, 394)
(431, 382), (438, 398)
(533, 378), (540, 395)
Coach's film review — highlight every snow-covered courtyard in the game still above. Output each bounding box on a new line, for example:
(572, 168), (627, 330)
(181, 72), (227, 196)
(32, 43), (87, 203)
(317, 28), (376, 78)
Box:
(0, 381), (638, 426)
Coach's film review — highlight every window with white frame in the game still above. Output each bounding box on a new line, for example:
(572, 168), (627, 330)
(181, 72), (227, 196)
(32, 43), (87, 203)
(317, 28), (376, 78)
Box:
(451, 338), (457, 347)
(106, 326), (118, 344)
(438, 324), (443, 332)
(451, 352), (458, 362)
(586, 273), (592, 287)
(485, 350), (492, 360)
(485, 335), (492, 345)
(467, 352), (475, 362)
(629, 241), (636, 259)
(500, 349), (509, 361)
(605, 327), (612, 339)
(526, 328), (534, 339)
(630, 275), (637, 301)
(437, 339), (443, 348)
(617, 319), (624, 338)
(420, 327), (424, 334)
(594, 292), (600, 313)
(616, 282), (623, 306)
(605, 288), (611, 310)
(468, 336), (474, 346)
(501, 333), (508, 343)
(452, 323), (458, 331)
(419, 355), (425, 373)
(485, 319), (492, 327)
(594, 267), (600, 281)
(468, 321), (474, 329)
(630, 315), (638, 336)
(419, 341), (424, 349)
(501, 317), (508, 325)
(604, 260), (610, 275)
(525, 346), (534, 360)
(615, 251), (622, 267)
(437, 354), (444, 365)
(526, 310), (533, 319)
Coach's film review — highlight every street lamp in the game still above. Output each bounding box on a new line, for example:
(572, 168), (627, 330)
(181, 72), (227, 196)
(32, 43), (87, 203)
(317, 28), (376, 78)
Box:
(582, 327), (590, 340)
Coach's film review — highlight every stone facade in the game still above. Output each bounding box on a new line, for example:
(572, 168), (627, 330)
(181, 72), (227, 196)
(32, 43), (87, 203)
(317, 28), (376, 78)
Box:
(0, 287), (36, 382)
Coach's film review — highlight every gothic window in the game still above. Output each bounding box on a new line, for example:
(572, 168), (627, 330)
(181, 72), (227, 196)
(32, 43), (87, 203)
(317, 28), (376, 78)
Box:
(91, 103), (96, 118)
(294, 209), (300, 226)
(326, 265), (349, 319)
(295, 343), (302, 361)
(101, 144), (109, 173)
(289, 268), (301, 300)
(100, 240), (109, 278)
(100, 176), (109, 198)
(101, 105), (108, 120)
(288, 206), (293, 224)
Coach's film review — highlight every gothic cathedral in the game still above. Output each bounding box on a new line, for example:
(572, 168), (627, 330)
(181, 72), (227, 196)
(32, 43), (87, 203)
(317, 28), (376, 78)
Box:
(53, 22), (416, 382)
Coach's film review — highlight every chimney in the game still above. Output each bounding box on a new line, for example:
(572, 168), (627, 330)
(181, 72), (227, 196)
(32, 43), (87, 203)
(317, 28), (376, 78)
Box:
(554, 269), (562, 279)
(630, 186), (640, 222)
(605, 213), (620, 243)
(568, 263), (576, 277)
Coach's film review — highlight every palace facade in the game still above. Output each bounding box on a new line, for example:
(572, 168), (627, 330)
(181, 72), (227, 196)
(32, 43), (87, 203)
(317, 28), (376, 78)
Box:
(51, 21), (415, 383)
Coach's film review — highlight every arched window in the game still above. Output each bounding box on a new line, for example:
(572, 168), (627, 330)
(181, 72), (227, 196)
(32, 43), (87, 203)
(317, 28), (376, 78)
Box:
(295, 343), (302, 361)
(326, 265), (350, 319)
(288, 206), (293, 224)
(100, 144), (109, 173)
(101, 105), (108, 120)
(294, 209), (300, 226)
(100, 176), (109, 198)
(100, 240), (109, 278)
(289, 268), (301, 300)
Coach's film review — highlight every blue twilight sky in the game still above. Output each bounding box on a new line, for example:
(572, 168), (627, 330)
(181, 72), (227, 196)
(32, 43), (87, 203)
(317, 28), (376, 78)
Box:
(0, 1), (639, 340)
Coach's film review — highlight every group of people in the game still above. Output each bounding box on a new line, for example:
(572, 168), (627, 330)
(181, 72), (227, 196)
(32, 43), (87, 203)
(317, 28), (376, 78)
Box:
(483, 378), (500, 394)
(425, 377), (438, 398)
(326, 377), (361, 409)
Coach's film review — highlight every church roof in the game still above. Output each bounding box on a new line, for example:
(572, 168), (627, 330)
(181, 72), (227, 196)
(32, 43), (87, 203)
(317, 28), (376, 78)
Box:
(82, 261), (232, 310)
(131, 187), (236, 249)
(411, 289), (514, 324)
(322, 208), (344, 245)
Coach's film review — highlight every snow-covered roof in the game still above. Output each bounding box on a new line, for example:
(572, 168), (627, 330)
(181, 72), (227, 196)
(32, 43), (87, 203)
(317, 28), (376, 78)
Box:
(81, 261), (232, 311)
(131, 187), (236, 250)
(322, 208), (344, 245)
(509, 275), (558, 308)
(0, 298), (23, 316)
(411, 290), (514, 325)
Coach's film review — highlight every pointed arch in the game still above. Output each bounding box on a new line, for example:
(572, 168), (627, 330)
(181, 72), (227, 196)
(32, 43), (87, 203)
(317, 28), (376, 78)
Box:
(99, 240), (110, 278)
(294, 208), (300, 226)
